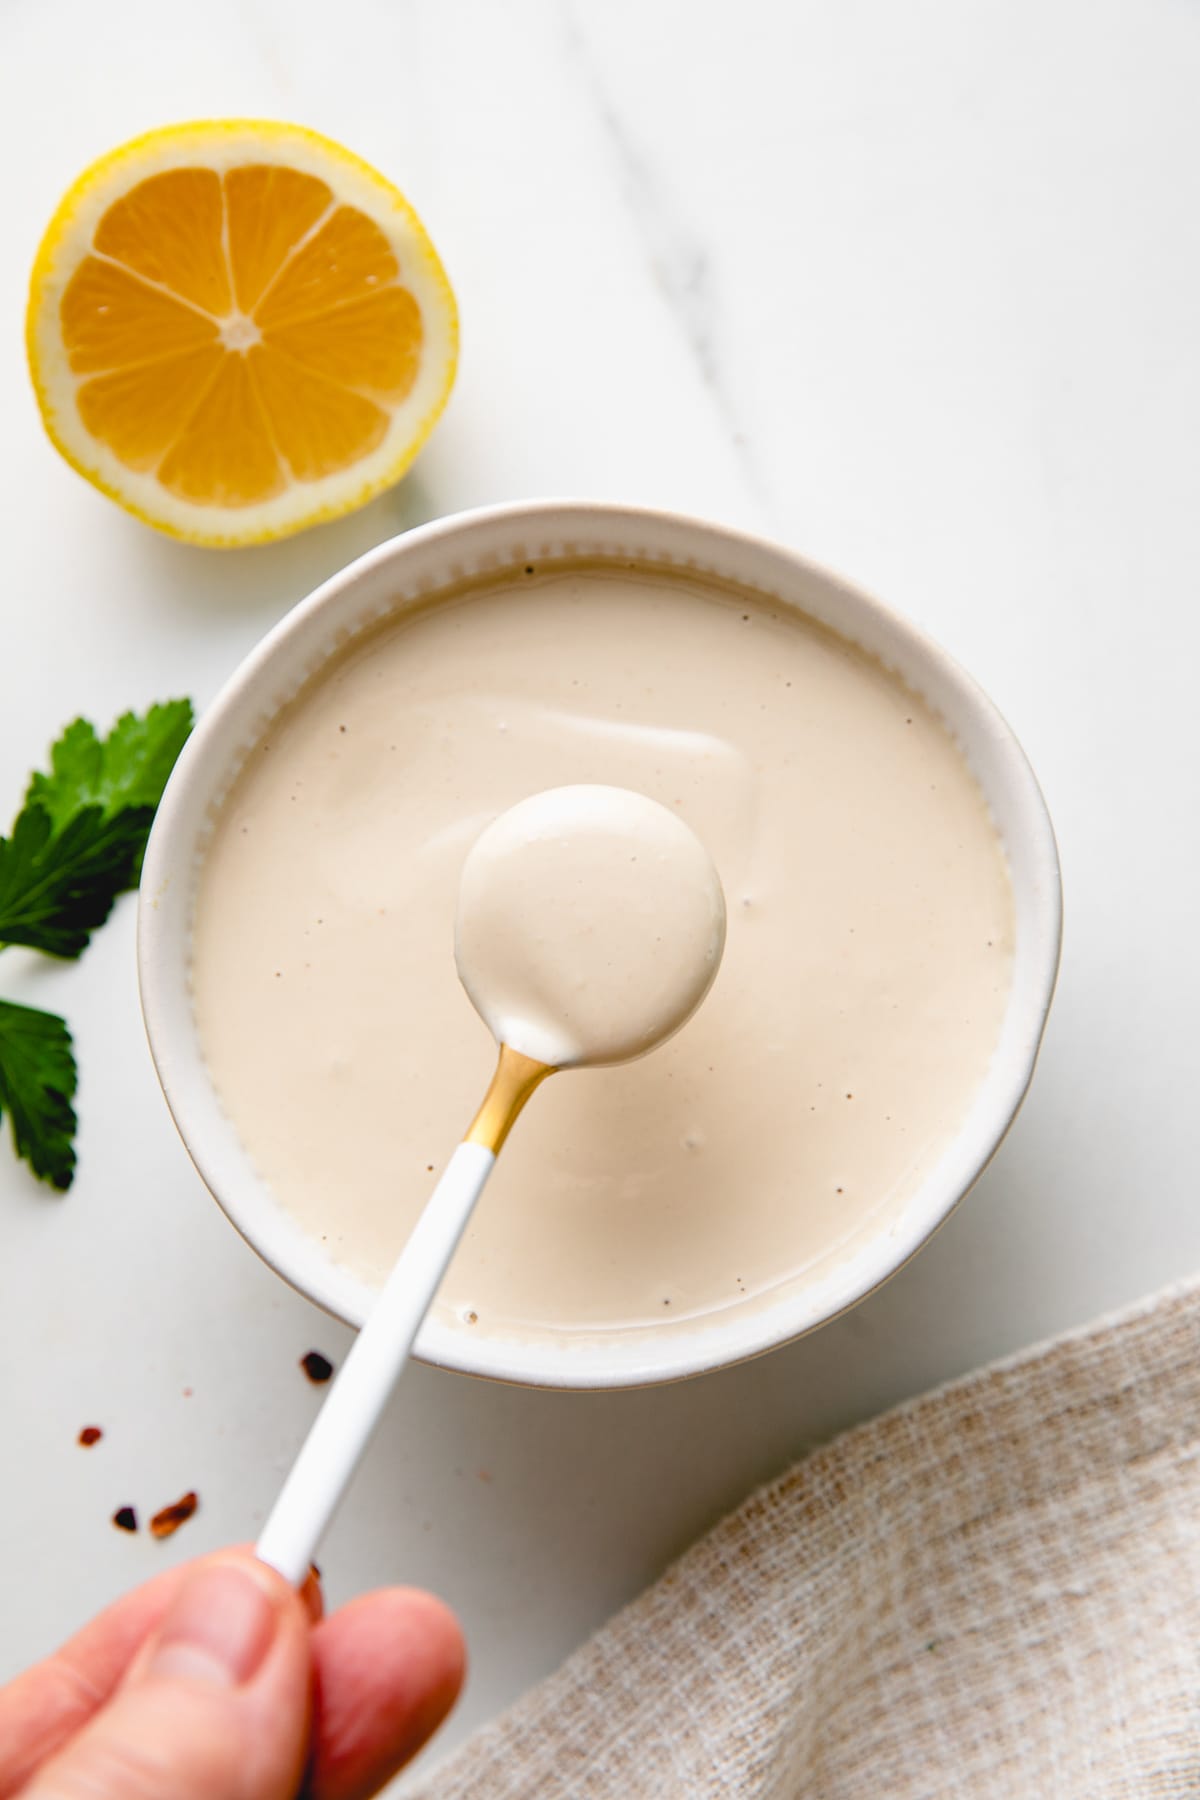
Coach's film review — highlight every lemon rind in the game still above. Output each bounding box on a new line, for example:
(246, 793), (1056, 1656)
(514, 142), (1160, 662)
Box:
(26, 120), (459, 547)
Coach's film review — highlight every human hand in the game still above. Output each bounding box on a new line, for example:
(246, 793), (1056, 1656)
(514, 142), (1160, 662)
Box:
(0, 1546), (464, 1799)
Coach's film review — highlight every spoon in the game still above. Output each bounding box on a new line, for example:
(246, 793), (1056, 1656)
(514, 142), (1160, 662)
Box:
(256, 785), (726, 1583)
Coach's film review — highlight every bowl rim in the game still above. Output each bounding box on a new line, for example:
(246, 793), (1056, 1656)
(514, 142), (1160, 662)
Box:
(138, 499), (1062, 1389)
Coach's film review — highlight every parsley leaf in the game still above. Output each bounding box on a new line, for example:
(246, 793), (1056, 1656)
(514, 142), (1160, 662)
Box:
(0, 700), (193, 958)
(0, 698), (193, 1188)
(0, 802), (154, 958)
(25, 700), (193, 882)
(0, 999), (77, 1189)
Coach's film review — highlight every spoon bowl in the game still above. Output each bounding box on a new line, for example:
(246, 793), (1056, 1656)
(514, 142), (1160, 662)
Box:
(456, 784), (727, 1069)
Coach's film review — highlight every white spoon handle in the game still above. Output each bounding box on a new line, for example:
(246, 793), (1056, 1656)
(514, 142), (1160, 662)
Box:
(255, 1140), (496, 1586)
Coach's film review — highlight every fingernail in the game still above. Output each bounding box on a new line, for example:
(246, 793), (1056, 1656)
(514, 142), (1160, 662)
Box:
(147, 1562), (280, 1688)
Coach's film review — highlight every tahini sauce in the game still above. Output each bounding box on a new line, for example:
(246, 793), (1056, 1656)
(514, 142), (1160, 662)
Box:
(191, 563), (1014, 1339)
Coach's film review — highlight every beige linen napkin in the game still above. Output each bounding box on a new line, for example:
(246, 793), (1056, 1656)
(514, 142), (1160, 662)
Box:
(414, 1279), (1200, 1798)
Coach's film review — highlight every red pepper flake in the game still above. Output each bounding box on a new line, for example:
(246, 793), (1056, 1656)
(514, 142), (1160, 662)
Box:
(78, 1426), (103, 1447)
(149, 1491), (199, 1539)
(300, 1351), (334, 1384)
(112, 1506), (138, 1533)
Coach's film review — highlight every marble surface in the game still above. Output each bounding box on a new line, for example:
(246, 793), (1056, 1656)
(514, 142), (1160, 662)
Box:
(3, 0), (1199, 1783)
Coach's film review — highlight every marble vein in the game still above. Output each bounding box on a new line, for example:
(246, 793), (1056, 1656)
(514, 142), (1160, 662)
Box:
(560, 2), (772, 523)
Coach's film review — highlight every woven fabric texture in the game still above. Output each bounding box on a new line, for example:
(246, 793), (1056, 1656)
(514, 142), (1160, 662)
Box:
(414, 1279), (1200, 1798)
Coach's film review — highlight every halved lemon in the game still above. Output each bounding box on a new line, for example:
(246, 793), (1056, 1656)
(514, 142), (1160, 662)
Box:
(27, 121), (458, 546)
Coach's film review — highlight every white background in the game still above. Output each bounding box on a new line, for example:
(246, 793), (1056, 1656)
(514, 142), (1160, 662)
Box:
(2, 0), (1198, 1783)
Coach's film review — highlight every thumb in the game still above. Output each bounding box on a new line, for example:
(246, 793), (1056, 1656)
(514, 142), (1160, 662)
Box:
(22, 1553), (312, 1800)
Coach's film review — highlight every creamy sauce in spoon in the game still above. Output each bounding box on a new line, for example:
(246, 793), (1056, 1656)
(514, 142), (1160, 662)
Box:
(456, 785), (726, 1068)
(191, 561), (1015, 1340)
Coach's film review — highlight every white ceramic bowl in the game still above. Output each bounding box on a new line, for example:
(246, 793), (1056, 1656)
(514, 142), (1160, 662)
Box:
(138, 501), (1061, 1389)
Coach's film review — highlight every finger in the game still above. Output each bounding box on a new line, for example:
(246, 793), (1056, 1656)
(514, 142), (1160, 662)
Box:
(0, 1564), (190, 1798)
(0, 1553), (322, 1797)
(306, 1589), (465, 1800)
(20, 1551), (313, 1800)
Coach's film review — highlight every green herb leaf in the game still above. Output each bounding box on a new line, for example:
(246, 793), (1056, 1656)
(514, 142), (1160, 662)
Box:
(0, 998), (77, 1189)
(0, 700), (193, 958)
(26, 699), (193, 880)
(0, 801), (154, 958)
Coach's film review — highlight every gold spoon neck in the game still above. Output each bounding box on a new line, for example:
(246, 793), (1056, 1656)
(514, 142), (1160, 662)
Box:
(465, 1043), (554, 1154)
